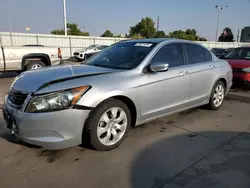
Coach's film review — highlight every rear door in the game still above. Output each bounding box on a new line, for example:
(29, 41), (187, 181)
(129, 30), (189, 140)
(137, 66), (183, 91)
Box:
(182, 43), (214, 105)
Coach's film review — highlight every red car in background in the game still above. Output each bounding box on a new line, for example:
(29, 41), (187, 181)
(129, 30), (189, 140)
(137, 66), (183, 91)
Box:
(224, 47), (250, 86)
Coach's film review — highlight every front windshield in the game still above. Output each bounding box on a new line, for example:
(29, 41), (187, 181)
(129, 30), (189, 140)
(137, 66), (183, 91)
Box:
(84, 42), (157, 70)
(85, 45), (98, 50)
(225, 48), (250, 59)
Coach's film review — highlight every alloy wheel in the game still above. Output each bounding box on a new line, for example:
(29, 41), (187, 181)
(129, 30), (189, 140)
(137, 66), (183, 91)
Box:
(97, 107), (128, 146)
(213, 84), (225, 107)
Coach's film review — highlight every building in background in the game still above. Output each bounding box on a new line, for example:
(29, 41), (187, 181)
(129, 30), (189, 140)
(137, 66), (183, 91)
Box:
(240, 26), (250, 42)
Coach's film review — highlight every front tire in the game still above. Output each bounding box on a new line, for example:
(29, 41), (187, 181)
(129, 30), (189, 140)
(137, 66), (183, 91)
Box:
(208, 81), (225, 110)
(84, 99), (131, 151)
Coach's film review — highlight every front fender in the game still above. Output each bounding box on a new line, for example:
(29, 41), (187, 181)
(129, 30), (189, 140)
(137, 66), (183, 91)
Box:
(77, 89), (142, 122)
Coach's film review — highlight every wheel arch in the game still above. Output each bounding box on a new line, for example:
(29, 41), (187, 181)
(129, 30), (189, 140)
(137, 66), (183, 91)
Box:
(214, 77), (228, 91)
(86, 94), (139, 128)
(21, 53), (51, 70)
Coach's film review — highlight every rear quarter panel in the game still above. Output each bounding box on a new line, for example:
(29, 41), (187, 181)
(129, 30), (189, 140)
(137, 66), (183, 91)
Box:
(212, 59), (233, 94)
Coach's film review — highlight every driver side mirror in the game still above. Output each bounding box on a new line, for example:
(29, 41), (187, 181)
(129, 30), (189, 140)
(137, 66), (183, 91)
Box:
(149, 62), (169, 72)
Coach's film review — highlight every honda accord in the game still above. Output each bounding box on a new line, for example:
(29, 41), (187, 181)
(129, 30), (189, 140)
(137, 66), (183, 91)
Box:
(3, 39), (233, 151)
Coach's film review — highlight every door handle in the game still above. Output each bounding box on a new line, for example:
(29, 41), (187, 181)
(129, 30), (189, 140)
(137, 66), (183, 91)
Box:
(179, 71), (189, 76)
(209, 65), (215, 69)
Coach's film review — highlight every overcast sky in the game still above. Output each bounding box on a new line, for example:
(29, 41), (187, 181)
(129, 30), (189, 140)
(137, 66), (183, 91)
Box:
(0, 0), (249, 41)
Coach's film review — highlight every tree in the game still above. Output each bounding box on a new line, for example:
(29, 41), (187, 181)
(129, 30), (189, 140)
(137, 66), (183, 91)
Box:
(101, 30), (114, 37)
(218, 27), (234, 42)
(168, 29), (207, 41)
(130, 33), (143, 39)
(129, 17), (157, 38)
(51, 23), (89, 36)
(198, 37), (207, 41)
(155, 30), (166, 38)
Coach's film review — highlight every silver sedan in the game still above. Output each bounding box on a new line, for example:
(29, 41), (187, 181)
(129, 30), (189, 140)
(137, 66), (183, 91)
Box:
(3, 39), (233, 151)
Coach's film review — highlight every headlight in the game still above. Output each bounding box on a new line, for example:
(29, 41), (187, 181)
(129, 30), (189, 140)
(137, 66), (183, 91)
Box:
(242, 67), (250, 72)
(26, 86), (90, 113)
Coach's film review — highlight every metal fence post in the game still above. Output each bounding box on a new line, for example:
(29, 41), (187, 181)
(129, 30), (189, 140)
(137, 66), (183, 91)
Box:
(93, 37), (96, 44)
(69, 36), (72, 57)
(10, 32), (13, 46)
(36, 35), (39, 45)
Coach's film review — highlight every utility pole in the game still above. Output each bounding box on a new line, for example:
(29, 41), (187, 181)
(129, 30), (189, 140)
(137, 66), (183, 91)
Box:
(215, 5), (228, 42)
(63, 0), (67, 36)
(237, 29), (240, 42)
(156, 16), (160, 32)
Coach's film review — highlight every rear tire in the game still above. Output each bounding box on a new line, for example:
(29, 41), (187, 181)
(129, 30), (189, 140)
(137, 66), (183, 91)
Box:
(207, 80), (225, 110)
(83, 99), (131, 151)
(25, 61), (46, 70)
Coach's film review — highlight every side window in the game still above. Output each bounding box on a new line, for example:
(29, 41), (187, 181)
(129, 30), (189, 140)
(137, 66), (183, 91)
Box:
(184, 44), (206, 64)
(203, 49), (212, 61)
(150, 43), (184, 68)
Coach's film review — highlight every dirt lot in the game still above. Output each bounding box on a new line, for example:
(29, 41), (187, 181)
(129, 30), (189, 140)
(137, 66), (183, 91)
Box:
(1, 99), (250, 188)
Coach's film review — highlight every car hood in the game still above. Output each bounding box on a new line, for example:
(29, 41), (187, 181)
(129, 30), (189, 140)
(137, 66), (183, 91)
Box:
(11, 64), (119, 93)
(226, 59), (250, 68)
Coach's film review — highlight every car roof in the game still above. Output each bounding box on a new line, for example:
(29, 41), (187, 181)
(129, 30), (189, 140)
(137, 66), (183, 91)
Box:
(121, 38), (176, 44)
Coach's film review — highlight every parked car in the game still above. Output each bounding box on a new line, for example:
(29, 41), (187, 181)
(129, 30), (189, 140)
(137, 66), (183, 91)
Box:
(3, 38), (232, 151)
(223, 46), (250, 86)
(73, 44), (109, 60)
(0, 45), (62, 72)
(83, 51), (100, 60)
(210, 48), (228, 59)
(226, 48), (234, 54)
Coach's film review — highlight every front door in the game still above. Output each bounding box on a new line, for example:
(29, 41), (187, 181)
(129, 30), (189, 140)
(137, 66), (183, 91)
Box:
(138, 43), (190, 121)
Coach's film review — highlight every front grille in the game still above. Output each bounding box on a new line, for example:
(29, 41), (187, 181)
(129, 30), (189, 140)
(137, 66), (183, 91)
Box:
(8, 89), (28, 107)
(233, 68), (243, 73)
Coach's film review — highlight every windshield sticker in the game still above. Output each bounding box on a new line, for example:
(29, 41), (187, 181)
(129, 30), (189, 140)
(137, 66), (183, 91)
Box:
(135, 43), (153, 47)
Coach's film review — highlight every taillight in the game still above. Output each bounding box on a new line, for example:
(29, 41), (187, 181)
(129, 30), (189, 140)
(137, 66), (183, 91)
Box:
(58, 48), (62, 59)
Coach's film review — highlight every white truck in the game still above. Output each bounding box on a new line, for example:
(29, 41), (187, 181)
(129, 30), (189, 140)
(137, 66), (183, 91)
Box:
(0, 45), (62, 72)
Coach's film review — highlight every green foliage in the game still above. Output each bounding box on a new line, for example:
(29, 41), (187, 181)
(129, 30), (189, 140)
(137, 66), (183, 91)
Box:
(101, 30), (114, 37)
(129, 17), (157, 38)
(51, 30), (65, 35)
(130, 33), (143, 39)
(218, 27), (234, 42)
(198, 37), (207, 41)
(51, 23), (89, 36)
(168, 29), (207, 41)
(155, 30), (166, 38)
(129, 17), (206, 41)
